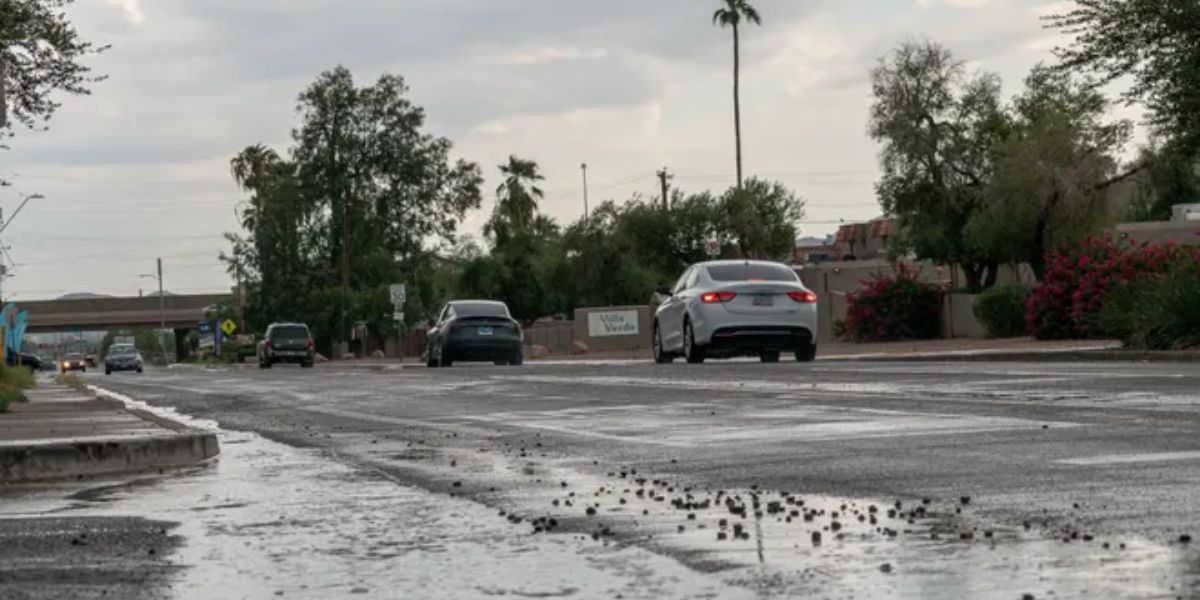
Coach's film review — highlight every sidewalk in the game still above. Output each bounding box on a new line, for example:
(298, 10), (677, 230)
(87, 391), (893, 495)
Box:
(0, 384), (219, 483)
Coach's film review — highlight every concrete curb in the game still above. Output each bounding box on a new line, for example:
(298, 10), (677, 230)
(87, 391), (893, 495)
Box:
(0, 385), (221, 484)
(0, 432), (219, 483)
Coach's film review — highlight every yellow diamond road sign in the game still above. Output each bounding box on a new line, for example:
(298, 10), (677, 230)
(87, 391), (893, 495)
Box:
(220, 319), (238, 336)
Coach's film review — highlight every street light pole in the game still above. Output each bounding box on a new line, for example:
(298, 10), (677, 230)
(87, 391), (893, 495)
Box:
(140, 260), (169, 365)
(0, 194), (45, 236)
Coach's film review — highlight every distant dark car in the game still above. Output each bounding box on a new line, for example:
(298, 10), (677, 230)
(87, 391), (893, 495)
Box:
(424, 300), (523, 367)
(61, 353), (87, 374)
(85, 354), (98, 368)
(104, 344), (144, 375)
(257, 323), (315, 369)
(5, 349), (42, 373)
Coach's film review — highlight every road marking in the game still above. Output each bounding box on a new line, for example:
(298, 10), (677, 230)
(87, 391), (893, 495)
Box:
(1057, 451), (1200, 466)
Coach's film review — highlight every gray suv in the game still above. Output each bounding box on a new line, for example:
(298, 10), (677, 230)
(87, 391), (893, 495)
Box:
(257, 323), (315, 369)
(104, 344), (144, 375)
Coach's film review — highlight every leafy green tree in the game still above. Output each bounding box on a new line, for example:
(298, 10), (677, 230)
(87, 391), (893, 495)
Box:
(967, 65), (1131, 278)
(869, 40), (1011, 291)
(713, 0), (761, 189)
(0, 0), (105, 136)
(719, 177), (805, 259)
(224, 66), (483, 351)
(1119, 140), (1200, 222)
(1048, 1), (1200, 153)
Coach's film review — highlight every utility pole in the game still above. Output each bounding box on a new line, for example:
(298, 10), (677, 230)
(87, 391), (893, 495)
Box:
(657, 167), (673, 210)
(340, 197), (350, 358)
(157, 257), (166, 365)
(0, 54), (7, 129)
(235, 251), (245, 334)
(581, 163), (590, 221)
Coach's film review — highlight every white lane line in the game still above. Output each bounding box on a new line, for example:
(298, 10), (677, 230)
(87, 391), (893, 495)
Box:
(1057, 451), (1200, 466)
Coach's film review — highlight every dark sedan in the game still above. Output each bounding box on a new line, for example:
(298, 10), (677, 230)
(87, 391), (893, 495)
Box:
(425, 300), (523, 367)
(61, 353), (87, 374)
(5, 349), (42, 373)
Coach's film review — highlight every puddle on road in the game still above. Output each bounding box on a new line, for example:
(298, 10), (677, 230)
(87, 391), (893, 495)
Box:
(5, 387), (1196, 599)
(0, 393), (751, 600)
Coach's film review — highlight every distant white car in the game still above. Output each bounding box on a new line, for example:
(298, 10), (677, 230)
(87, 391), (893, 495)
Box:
(652, 260), (818, 364)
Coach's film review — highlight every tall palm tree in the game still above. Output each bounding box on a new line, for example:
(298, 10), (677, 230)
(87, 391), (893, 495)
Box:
(495, 155), (545, 233)
(230, 144), (280, 191)
(230, 144), (284, 232)
(713, 0), (761, 190)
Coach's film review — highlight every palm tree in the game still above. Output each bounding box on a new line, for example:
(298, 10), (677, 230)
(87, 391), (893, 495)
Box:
(495, 155), (545, 233)
(713, 0), (761, 190)
(230, 144), (284, 232)
(230, 144), (280, 191)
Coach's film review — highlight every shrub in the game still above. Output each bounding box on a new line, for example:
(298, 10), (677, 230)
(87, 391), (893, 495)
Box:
(845, 263), (943, 342)
(0, 384), (27, 413)
(974, 284), (1033, 338)
(1098, 274), (1200, 350)
(831, 318), (848, 341)
(1026, 233), (1200, 339)
(55, 373), (86, 391)
(0, 363), (36, 390)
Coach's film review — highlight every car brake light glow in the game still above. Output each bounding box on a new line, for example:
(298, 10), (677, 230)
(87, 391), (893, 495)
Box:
(788, 291), (818, 304)
(307, 339), (314, 349)
(701, 291), (737, 304)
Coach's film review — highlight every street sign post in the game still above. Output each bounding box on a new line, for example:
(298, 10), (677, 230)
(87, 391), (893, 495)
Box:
(389, 284), (407, 324)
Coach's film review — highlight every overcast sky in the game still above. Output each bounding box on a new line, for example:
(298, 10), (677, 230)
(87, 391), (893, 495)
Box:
(0, 0), (1143, 299)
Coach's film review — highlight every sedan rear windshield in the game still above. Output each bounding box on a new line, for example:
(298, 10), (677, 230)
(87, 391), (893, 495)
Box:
(270, 326), (310, 339)
(706, 263), (798, 282)
(454, 303), (509, 318)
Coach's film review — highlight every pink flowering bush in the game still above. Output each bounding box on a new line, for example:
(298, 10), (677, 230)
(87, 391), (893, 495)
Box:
(1027, 232), (1200, 339)
(845, 263), (943, 342)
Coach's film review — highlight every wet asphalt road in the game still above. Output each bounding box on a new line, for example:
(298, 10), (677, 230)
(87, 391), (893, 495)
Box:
(10, 358), (1200, 598)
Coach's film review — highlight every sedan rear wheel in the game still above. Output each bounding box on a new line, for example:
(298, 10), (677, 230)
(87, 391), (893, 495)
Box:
(683, 320), (706, 365)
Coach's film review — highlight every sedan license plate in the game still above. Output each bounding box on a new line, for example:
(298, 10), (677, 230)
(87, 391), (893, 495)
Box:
(753, 295), (774, 307)
(478, 327), (494, 336)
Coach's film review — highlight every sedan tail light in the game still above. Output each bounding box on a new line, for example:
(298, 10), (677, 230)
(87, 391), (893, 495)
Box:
(788, 291), (818, 304)
(265, 340), (273, 349)
(701, 291), (738, 304)
(307, 339), (314, 349)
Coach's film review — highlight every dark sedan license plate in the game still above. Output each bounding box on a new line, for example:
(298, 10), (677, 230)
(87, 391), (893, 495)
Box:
(753, 295), (774, 307)
(478, 327), (494, 336)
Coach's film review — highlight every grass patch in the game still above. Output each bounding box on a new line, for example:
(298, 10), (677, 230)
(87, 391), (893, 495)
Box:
(54, 373), (87, 391)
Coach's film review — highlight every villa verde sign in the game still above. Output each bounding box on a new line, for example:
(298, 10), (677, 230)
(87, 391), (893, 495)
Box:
(587, 310), (640, 337)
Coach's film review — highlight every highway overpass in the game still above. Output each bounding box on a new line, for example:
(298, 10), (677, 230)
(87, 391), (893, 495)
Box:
(19, 294), (230, 333)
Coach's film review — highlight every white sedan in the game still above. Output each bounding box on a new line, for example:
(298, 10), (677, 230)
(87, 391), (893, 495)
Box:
(652, 260), (818, 364)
